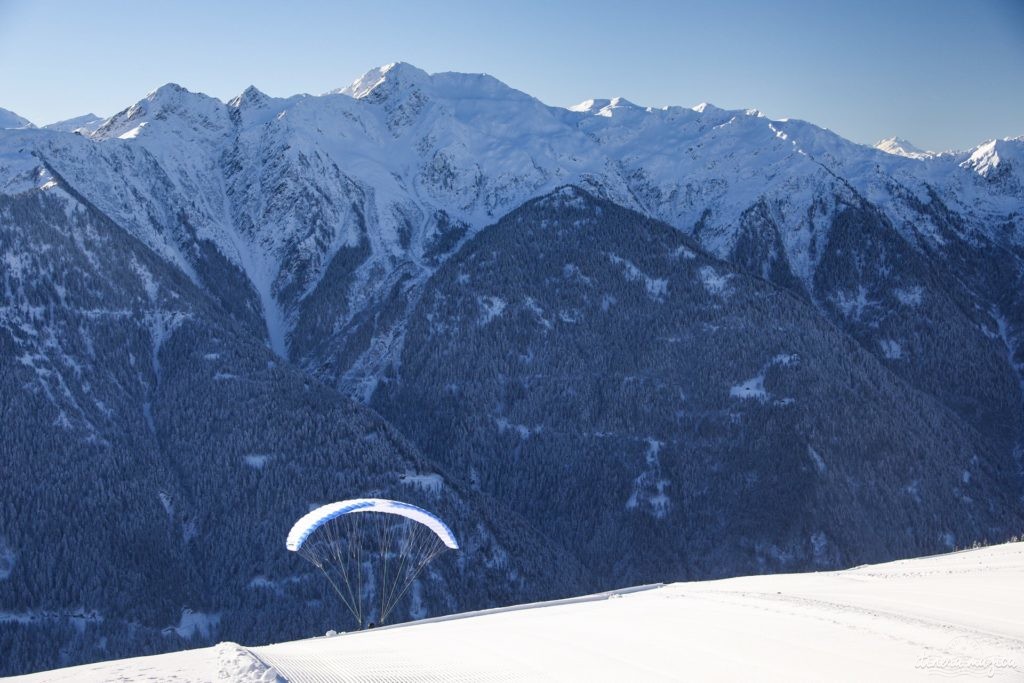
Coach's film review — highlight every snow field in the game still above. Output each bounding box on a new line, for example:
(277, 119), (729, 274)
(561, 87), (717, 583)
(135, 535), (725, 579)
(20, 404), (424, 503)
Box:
(15, 542), (1023, 682)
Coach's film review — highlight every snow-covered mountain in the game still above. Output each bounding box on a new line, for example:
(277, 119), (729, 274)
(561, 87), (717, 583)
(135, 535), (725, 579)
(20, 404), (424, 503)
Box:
(1, 63), (1022, 676)
(875, 136), (933, 159)
(42, 113), (105, 135)
(0, 107), (34, 129)
(959, 136), (1024, 194)
(7, 63), (1020, 397)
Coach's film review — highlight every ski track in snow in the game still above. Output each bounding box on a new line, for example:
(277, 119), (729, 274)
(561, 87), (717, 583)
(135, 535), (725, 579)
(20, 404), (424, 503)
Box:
(13, 542), (1024, 682)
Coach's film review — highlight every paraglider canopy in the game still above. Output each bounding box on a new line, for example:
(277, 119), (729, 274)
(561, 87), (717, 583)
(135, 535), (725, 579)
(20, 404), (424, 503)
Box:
(286, 498), (459, 552)
(286, 497), (459, 629)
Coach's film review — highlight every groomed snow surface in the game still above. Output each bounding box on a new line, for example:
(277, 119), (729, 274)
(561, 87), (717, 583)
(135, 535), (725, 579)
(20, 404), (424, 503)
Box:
(12, 542), (1024, 681)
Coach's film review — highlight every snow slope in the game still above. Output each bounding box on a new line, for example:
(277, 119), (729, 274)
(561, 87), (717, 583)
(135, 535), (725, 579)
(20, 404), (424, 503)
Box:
(14, 542), (1024, 681)
(42, 113), (105, 134)
(0, 107), (34, 129)
(7, 642), (278, 683)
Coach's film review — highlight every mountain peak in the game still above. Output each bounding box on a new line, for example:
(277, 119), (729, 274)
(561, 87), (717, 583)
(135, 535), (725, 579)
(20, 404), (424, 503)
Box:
(93, 83), (228, 141)
(568, 97), (642, 117)
(146, 82), (190, 102)
(334, 62), (431, 99)
(691, 102), (722, 114)
(568, 98), (611, 113)
(42, 113), (104, 134)
(228, 85), (270, 108)
(139, 82), (223, 112)
(960, 137), (1024, 181)
(0, 107), (35, 130)
(875, 136), (933, 159)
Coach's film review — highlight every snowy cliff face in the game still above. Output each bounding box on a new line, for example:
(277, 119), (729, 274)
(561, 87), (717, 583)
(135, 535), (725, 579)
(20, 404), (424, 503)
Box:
(1, 64), (1023, 675)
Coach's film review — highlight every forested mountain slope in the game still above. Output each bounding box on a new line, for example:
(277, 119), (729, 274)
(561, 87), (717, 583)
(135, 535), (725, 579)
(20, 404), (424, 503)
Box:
(0, 179), (579, 676)
(374, 187), (1023, 584)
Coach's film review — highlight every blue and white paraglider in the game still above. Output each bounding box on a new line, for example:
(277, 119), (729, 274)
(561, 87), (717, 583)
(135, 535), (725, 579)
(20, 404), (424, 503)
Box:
(287, 498), (458, 628)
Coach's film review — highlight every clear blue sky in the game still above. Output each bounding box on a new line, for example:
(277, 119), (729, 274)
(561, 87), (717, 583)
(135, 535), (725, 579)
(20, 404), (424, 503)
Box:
(1, 0), (1021, 150)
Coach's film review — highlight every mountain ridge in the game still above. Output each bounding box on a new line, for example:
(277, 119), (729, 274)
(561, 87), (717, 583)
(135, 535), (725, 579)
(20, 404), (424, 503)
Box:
(6, 64), (1018, 379)
(0, 106), (35, 130)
